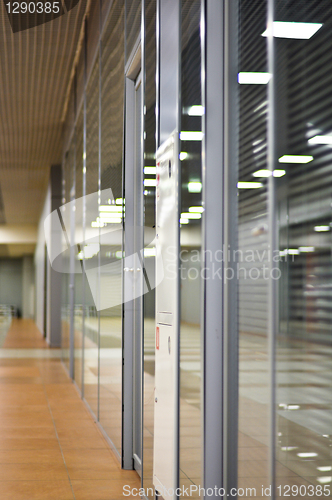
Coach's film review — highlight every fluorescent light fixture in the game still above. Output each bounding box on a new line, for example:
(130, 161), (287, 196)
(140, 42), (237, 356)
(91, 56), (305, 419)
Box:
(144, 166), (157, 175)
(181, 212), (202, 220)
(180, 131), (204, 141)
(144, 247), (156, 257)
(297, 452), (318, 458)
(144, 190), (149, 196)
(273, 169), (286, 177)
(99, 205), (123, 212)
(91, 221), (105, 228)
(180, 218), (189, 224)
(318, 467), (332, 472)
(252, 169), (286, 178)
(299, 246), (315, 252)
(115, 198), (124, 205)
(253, 169), (271, 178)
(99, 213), (123, 220)
(189, 206), (204, 213)
(115, 251), (124, 259)
(144, 179), (157, 187)
(278, 155), (313, 164)
(238, 72), (271, 84)
(314, 225), (330, 232)
(317, 477), (332, 484)
(188, 182), (202, 193)
(281, 446), (298, 452)
(188, 105), (204, 116)
(309, 135), (332, 145)
(262, 22), (322, 39)
(99, 217), (122, 224)
(180, 152), (188, 161)
(237, 182), (263, 189)
(287, 405), (300, 410)
(288, 249), (300, 255)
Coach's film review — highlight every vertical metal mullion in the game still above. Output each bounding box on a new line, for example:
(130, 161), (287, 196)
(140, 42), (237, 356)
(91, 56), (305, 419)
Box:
(223, 0), (239, 495)
(140, 0), (146, 488)
(202, 1), (223, 498)
(97, 0), (102, 423)
(81, 17), (88, 398)
(267, 0), (276, 495)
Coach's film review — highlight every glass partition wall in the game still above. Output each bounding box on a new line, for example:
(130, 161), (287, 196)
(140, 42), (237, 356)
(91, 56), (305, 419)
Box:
(58, 0), (332, 495)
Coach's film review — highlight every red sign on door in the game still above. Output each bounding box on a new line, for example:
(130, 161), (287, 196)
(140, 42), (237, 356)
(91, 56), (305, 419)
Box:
(156, 326), (160, 350)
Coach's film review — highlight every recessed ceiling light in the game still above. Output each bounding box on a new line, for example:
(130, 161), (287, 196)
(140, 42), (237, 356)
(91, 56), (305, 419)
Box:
(308, 135), (332, 145)
(144, 166), (157, 175)
(317, 477), (332, 484)
(278, 155), (313, 164)
(273, 169), (286, 177)
(262, 21), (322, 39)
(253, 170), (271, 178)
(237, 182), (263, 189)
(299, 246), (315, 252)
(318, 467), (332, 472)
(238, 72), (271, 84)
(189, 206), (204, 213)
(187, 105), (204, 116)
(181, 212), (202, 220)
(314, 226), (330, 232)
(180, 218), (189, 225)
(297, 452), (318, 458)
(144, 179), (157, 187)
(180, 131), (203, 141)
(188, 182), (202, 193)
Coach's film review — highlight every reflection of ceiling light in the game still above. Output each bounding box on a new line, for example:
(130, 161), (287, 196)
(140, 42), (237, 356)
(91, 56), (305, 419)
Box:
(287, 405), (300, 410)
(115, 198), (124, 205)
(77, 243), (100, 260)
(98, 218), (122, 224)
(144, 247), (156, 257)
(299, 246), (315, 253)
(281, 446), (298, 451)
(297, 452), (318, 458)
(180, 131), (203, 141)
(188, 182), (202, 193)
(273, 169), (286, 177)
(317, 477), (332, 484)
(262, 22), (322, 39)
(99, 205), (122, 212)
(279, 249), (300, 256)
(181, 212), (201, 220)
(115, 251), (124, 259)
(318, 467), (332, 472)
(314, 226), (330, 232)
(180, 152), (188, 161)
(91, 221), (105, 228)
(253, 170), (271, 177)
(144, 166), (157, 175)
(189, 206), (204, 213)
(237, 182), (263, 189)
(278, 155), (313, 163)
(144, 179), (157, 187)
(238, 72), (271, 84)
(309, 135), (332, 145)
(180, 218), (189, 224)
(187, 105), (204, 116)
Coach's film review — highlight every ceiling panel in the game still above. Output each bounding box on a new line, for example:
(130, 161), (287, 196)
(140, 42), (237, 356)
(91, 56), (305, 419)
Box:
(0, 1), (87, 226)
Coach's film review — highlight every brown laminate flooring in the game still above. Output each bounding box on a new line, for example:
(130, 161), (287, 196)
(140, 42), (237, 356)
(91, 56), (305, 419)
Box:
(0, 319), (140, 499)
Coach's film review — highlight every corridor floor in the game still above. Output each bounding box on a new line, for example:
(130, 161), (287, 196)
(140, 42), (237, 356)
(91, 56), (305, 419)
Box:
(0, 318), (140, 500)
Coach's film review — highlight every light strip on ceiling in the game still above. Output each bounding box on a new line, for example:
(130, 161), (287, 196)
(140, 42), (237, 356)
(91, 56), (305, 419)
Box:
(262, 21), (322, 39)
(308, 135), (332, 145)
(238, 72), (271, 84)
(278, 155), (313, 164)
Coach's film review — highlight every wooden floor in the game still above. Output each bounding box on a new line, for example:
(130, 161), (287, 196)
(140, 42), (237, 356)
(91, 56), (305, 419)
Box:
(0, 319), (140, 500)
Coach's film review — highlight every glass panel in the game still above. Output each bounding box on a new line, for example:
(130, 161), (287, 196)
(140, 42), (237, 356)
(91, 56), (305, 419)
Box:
(179, 0), (202, 496)
(74, 110), (84, 393)
(275, 1), (332, 496)
(99, 0), (125, 456)
(237, 0), (270, 493)
(126, 0), (141, 61)
(61, 138), (74, 372)
(83, 58), (100, 417)
(143, 0), (156, 495)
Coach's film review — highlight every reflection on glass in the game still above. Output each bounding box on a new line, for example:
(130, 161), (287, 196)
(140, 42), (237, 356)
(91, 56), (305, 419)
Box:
(83, 59), (99, 418)
(237, 0), (269, 492)
(74, 111), (84, 393)
(143, 0), (157, 496)
(179, 1), (202, 497)
(99, 0), (125, 457)
(275, 0), (332, 495)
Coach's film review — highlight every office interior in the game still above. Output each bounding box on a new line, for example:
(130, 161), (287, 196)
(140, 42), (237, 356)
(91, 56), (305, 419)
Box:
(0, 0), (331, 499)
